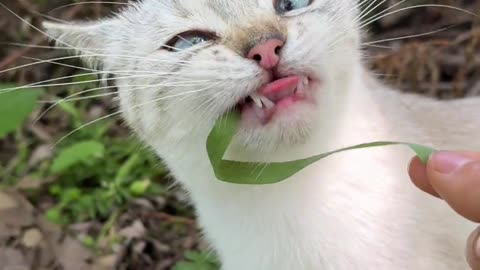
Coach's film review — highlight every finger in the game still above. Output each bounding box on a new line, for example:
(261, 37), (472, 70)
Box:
(466, 227), (480, 270)
(427, 151), (480, 223)
(408, 156), (439, 197)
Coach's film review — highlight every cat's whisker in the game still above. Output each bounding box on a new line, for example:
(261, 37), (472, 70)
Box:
(177, 35), (195, 46)
(21, 55), (101, 73)
(47, 1), (131, 14)
(355, 0), (407, 26)
(354, 0), (387, 25)
(27, 8), (83, 24)
(1, 76), (211, 97)
(1, 50), (224, 75)
(54, 85), (220, 145)
(254, 163), (271, 182)
(19, 56), (198, 78)
(0, 2), (99, 60)
(0, 54), (98, 75)
(1, 42), (108, 51)
(38, 92), (119, 104)
(176, 89), (225, 130)
(184, 89), (223, 117)
(1, 70), (154, 91)
(360, 4), (478, 30)
(160, 43), (204, 55)
(4, 42), (203, 63)
(362, 44), (394, 49)
(1, 2), (207, 70)
(362, 25), (456, 46)
(0, 74), (166, 94)
(34, 80), (211, 123)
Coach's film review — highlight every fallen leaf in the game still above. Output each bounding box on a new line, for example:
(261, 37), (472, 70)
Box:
(119, 220), (146, 240)
(27, 144), (53, 167)
(22, 228), (44, 248)
(0, 191), (19, 210)
(92, 254), (118, 270)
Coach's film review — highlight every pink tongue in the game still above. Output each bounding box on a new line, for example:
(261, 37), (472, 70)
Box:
(259, 76), (300, 99)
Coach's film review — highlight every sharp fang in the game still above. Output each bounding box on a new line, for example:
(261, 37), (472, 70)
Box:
(295, 76), (308, 94)
(260, 96), (275, 109)
(250, 93), (263, 108)
(297, 80), (305, 94)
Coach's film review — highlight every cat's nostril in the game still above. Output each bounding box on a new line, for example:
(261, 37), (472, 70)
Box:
(247, 38), (284, 70)
(274, 46), (282, 55)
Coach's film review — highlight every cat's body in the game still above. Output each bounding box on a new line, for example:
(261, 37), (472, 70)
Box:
(43, 0), (479, 269)
(164, 68), (480, 270)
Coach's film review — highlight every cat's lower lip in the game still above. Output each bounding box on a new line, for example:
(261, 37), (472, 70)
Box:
(238, 75), (312, 125)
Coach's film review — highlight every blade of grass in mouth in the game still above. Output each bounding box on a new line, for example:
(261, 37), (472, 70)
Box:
(207, 110), (435, 185)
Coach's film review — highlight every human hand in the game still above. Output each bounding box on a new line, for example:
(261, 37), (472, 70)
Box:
(408, 151), (480, 270)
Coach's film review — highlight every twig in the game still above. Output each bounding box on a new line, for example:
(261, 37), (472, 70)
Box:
(144, 211), (196, 226)
(0, 35), (45, 71)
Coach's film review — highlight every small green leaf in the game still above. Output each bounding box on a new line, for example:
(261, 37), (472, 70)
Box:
(58, 101), (82, 127)
(207, 111), (436, 185)
(129, 179), (151, 196)
(46, 208), (64, 224)
(174, 251), (219, 270)
(115, 153), (141, 184)
(51, 141), (105, 174)
(81, 235), (96, 249)
(0, 84), (43, 138)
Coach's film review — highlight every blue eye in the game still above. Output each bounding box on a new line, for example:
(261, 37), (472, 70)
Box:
(165, 31), (215, 51)
(174, 35), (208, 50)
(276, 0), (312, 13)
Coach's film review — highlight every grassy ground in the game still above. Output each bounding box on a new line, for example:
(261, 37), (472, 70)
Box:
(0, 1), (479, 269)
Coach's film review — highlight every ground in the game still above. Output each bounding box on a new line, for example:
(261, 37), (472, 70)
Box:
(0, 1), (479, 269)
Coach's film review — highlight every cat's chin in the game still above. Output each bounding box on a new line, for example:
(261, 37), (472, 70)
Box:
(229, 75), (319, 152)
(233, 102), (318, 153)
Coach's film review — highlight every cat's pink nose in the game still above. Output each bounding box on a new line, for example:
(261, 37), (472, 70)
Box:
(247, 39), (284, 70)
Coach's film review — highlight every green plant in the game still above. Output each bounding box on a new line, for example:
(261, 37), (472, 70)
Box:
(174, 251), (220, 270)
(45, 135), (168, 225)
(207, 110), (435, 184)
(0, 84), (43, 139)
(0, 80), (168, 226)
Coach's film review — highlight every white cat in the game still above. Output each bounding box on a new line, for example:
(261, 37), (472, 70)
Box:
(43, 0), (480, 269)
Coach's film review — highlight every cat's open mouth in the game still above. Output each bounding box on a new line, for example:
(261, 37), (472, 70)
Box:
(237, 75), (312, 125)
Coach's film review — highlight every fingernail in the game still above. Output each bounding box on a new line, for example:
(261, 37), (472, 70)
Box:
(430, 151), (473, 175)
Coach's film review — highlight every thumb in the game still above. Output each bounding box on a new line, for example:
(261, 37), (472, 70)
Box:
(426, 151), (480, 223)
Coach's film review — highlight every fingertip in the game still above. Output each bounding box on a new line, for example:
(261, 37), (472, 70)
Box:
(427, 153), (480, 223)
(408, 156), (440, 197)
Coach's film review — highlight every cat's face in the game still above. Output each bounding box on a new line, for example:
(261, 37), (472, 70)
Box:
(45, 0), (361, 153)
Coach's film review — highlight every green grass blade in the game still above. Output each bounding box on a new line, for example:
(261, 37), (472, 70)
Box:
(207, 111), (435, 185)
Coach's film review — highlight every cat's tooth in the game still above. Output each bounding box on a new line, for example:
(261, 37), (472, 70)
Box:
(296, 79), (305, 94)
(250, 93), (263, 108)
(303, 77), (309, 86)
(260, 96), (275, 109)
(253, 103), (266, 119)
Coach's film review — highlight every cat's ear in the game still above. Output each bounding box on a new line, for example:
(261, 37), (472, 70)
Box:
(42, 19), (119, 67)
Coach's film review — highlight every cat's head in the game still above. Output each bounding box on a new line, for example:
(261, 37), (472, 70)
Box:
(44, 0), (362, 154)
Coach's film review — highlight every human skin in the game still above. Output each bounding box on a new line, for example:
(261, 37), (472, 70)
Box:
(409, 151), (480, 270)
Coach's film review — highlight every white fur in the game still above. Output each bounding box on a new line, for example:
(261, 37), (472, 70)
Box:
(44, 0), (480, 269)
